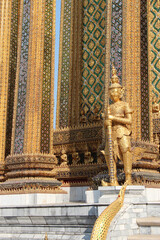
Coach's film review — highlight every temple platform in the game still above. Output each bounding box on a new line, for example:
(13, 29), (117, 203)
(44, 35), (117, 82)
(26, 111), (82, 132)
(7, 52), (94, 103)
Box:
(0, 186), (159, 239)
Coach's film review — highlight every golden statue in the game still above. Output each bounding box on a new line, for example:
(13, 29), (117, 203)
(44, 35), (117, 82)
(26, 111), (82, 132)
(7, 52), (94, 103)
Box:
(103, 66), (133, 185)
(152, 95), (159, 113)
(60, 149), (68, 166)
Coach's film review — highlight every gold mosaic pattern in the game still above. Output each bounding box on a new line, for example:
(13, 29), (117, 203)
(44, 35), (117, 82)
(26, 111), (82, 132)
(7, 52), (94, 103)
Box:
(13, 0), (31, 154)
(123, 0), (141, 141)
(140, 0), (150, 141)
(24, 0), (45, 153)
(111, 0), (123, 82)
(12, 0), (56, 155)
(68, 0), (83, 126)
(0, 0), (12, 162)
(56, 0), (72, 128)
(5, 0), (19, 157)
(41, 0), (54, 153)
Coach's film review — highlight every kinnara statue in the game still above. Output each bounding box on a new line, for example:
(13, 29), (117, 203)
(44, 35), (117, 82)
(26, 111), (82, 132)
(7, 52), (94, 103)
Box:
(103, 66), (133, 186)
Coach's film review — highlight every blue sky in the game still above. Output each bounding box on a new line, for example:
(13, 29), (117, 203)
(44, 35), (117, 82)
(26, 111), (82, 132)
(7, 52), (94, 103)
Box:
(54, 0), (61, 128)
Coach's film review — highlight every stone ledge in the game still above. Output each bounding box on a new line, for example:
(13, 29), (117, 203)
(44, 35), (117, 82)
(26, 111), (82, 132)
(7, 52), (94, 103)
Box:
(86, 185), (146, 204)
(137, 217), (160, 226)
(0, 233), (91, 240)
(128, 235), (160, 240)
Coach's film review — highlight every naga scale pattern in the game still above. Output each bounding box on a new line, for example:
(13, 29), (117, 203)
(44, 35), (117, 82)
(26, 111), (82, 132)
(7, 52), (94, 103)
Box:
(90, 183), (127, 240)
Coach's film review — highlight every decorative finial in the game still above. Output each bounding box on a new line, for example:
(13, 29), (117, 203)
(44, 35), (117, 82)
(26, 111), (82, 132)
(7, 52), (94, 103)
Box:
(45, 233), (48, 240)
(109, 64), (122, 89)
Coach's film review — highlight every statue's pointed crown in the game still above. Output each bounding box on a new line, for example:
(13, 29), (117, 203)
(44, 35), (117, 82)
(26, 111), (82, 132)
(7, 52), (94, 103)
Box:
(109, 65), (122, 89)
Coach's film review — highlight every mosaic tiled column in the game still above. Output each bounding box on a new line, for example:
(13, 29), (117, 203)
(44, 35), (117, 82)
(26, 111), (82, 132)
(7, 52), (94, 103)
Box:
(5, 0), (19, 158)
(123, 0), (142, 141)
(148, 0), (159, 142)
(56, 0), (72, 128)
(81, 0), (106, 121)
(1, 0), (62, 194)
(0, 0), (12, 180)
(56, 0), (84, 127)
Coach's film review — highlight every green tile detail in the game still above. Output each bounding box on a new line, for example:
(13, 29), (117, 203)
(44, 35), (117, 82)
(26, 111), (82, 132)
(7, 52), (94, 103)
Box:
(81, 0), (106, 119)
(83, 0), (89, 9)
(155, 59), (160, 72)
(153, 18), (160, 31)
(83, 50), (90, 61)
(94, 83), (102, 95)
(93, 28), (102, 40)
(87, 22), (95, 33)
(88, 75), (96, 87)
(88, 39), (96, 50)
(88, 56), (96, 68)
(94, 0), (101, 4)
(88, 94), (96, 105)
(153, 1), (160, 11)
(83, 32), (90, 44)
(154, 38), (160, 52)
(93, 46), (102, 58)
(82, 85), (90, 97)
(150, 10), (156, 24)
(87, 4), (96, 15)
(155, 79), (160, 93)
(150, 0), (160, 117)
(152, 70), (158, 84)
(99, 35), (105, 47)
(94, 64), (102, 76)
(93, 10), (102, 22)
(151, 50), (157, 64)
(151, 29), (157, 44)
(99, 0), (106, 11)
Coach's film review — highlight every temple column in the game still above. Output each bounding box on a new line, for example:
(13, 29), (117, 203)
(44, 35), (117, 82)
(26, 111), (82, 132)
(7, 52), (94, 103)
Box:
(123, 0), (142, 141)
(1, 0), (62, 193)
(0, 0), (12, 180)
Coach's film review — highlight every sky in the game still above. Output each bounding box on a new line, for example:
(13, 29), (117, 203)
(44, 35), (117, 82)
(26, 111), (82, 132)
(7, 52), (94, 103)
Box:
(54, 0), (61, 128)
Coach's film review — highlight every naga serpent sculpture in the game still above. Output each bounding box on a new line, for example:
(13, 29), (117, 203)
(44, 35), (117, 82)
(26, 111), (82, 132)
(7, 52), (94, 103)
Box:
(90, 181), (128, 240)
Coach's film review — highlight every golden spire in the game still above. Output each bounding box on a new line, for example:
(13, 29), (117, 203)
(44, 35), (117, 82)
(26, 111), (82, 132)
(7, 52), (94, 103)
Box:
(109, 65), (122, 89)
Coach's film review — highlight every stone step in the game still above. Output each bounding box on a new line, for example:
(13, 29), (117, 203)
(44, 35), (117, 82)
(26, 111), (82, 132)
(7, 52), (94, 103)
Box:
(0, 233), (91, 240)
(0, 204), (97, 239)
(0, 225), (93, 234)
(0, 215), (96, 226)
(137, 217), (160, 226)
(128, 235), (160, 240)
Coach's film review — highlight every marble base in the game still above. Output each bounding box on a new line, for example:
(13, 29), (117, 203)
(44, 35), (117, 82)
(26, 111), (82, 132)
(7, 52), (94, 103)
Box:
(62, 186), (88, 202)
(85, 186), (160, 204)
(0, 186), (89, 207)
(0, 193), (69, 207)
